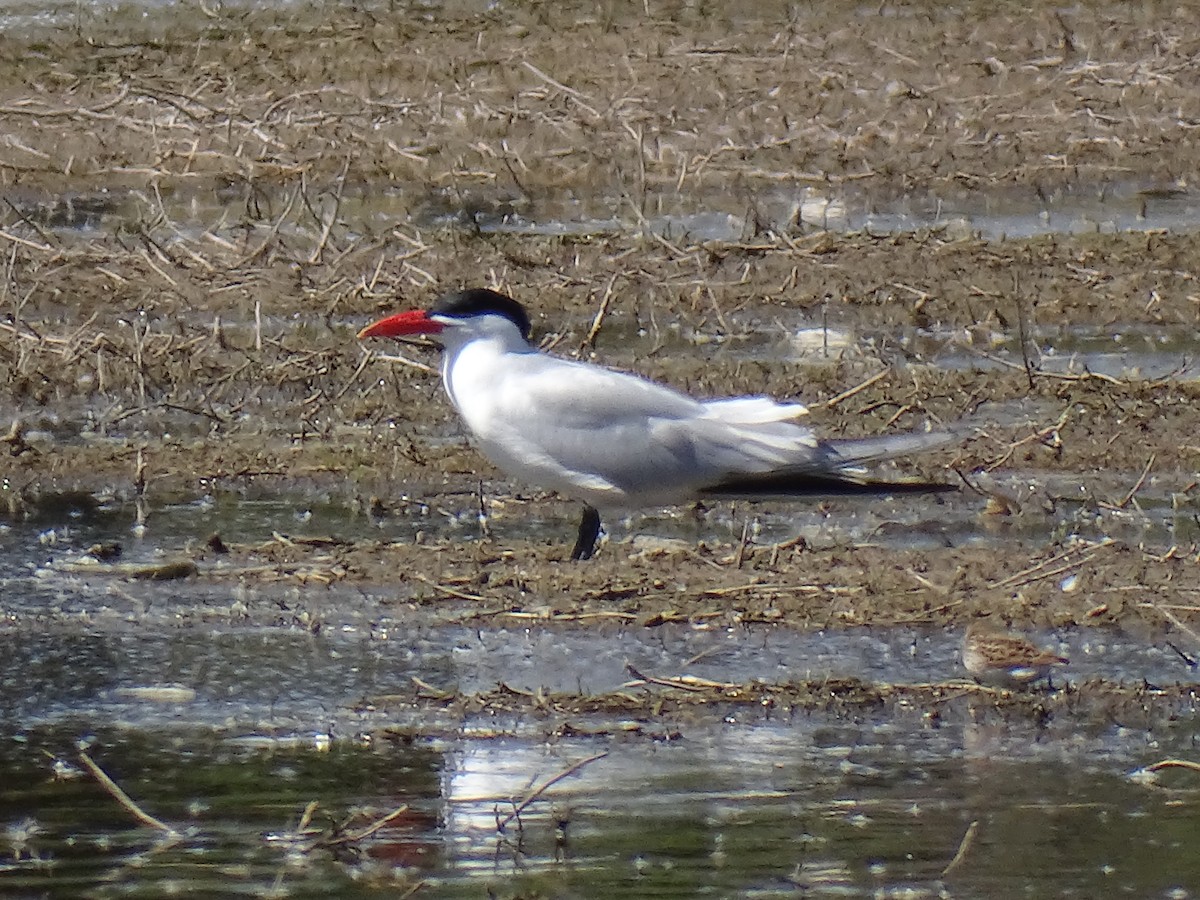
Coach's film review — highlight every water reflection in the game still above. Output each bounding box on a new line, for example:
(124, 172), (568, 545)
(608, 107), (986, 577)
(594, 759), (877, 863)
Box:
(2, 721), (1198, 897)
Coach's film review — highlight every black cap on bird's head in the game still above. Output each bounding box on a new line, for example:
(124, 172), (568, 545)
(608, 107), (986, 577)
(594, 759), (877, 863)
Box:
(431, 289), (533, 339)
(358, 287), (533, 341)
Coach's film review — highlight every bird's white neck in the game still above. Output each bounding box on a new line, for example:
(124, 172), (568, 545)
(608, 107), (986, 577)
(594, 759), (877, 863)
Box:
(440, 327), (534, 414)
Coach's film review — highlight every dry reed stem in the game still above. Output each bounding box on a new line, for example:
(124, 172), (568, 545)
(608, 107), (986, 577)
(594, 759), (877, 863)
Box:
(986, 540), (1115, 591)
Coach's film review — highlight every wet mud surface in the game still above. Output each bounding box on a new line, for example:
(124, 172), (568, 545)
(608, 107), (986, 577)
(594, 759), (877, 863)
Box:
(2, 3), (1200, 894)
(3, 1), (1199, 646)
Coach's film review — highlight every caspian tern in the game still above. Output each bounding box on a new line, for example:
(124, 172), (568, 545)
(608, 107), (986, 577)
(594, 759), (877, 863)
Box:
(360, 288), (954, 560)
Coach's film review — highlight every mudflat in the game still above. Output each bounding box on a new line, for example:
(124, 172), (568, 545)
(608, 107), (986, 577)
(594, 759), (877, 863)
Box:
(2, 0), (1199, 676)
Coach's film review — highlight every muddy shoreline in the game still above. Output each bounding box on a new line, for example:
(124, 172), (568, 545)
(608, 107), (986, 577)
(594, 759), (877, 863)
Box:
(3, 0), (1200, 653)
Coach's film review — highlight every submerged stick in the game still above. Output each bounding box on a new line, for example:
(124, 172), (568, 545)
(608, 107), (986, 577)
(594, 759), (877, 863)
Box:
(78, 750), (177, 836)
(495, 751), (609, 832)
(329, 804), (410, 846)
(941, 819), (979, 876)
(1144, 759), (1200, 775)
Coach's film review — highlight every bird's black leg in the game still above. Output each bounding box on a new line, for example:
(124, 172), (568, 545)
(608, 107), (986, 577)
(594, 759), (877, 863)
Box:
(476, 479), (492, 542)
(570, 505), (602, 561)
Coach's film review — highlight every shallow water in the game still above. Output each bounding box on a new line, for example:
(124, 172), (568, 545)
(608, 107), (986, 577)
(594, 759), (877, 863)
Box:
(5, 466), (1197, 588)
(4, 506), (1200, 895)
(13, 167), (1200, 245)
(0, 588), (1191, 730)
(4, 705), (1200, 897)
